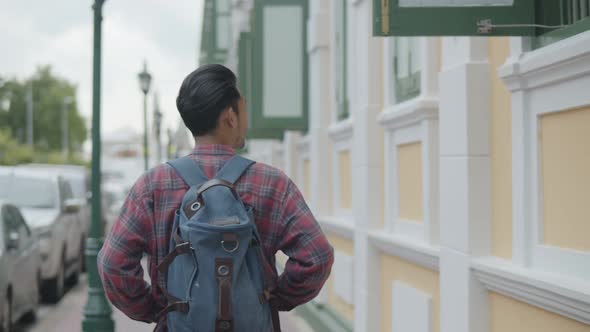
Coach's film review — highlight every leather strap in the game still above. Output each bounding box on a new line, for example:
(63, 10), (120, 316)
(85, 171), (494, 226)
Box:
(157, 241), (191, 273)
(155, 300), (189, 321)
(196, 178), (237, 199)
(215, 258), (234, 332)
(253, 245), (282, 332)
(157, 226), (191, 273)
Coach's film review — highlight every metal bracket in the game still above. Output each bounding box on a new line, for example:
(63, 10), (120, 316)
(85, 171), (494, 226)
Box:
(477, 19), (493, 34)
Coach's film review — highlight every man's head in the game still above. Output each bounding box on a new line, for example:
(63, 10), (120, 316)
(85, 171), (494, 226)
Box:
(176, 64), (248, 149)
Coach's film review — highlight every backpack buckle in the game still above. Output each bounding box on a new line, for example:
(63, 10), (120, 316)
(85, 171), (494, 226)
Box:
(221, 239), (239, 253)
(221, 233), (239, 253)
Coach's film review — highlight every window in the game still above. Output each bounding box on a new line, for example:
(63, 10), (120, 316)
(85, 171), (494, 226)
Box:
(246, 0), (309, 139)
(200, 0), (232, 64)
(534, 0), (590, 48)
(500, 34), (590, 279)
(372, 0), (589, 38)
(390, 38), (421, 103)
(333, 0), (349, 120)
(215, 0), (232, 52)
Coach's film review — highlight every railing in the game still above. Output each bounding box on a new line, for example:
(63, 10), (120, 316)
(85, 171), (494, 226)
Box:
(560, 0), (590, 24)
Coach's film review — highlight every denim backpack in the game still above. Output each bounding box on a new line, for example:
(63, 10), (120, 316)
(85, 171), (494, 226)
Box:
(157, 155), (281, 332)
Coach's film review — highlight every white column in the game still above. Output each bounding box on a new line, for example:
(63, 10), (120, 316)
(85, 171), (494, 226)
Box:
(349, 1), (384, 331)
(308, 0), (333, 217)
(282, 131), (301, 179)
(438, 37), (491, 332)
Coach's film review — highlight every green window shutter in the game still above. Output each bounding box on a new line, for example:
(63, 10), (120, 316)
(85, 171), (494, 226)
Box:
(214, 0), (231, 62)
(199, 0), (215, 64)
(373, 0), (537, 36)
(533, 0), (590, 48)
(199, 0), (231, 64)
(248, 0), (309, 139)
(393, 37), (421, 103)
(334, 0), (349, 120)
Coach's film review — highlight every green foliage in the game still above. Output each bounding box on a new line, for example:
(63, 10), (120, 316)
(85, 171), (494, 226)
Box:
(0, 65), (87, 152)
(0, 66), (89, 167)
(0, 129), (34, 165)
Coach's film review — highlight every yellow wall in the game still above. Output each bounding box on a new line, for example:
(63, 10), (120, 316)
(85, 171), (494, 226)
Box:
(397, 142), (423, 222)
(540, 107), (590, 251)
(326, 232), (354, 322)
(490, 292), (590, 332)
(380, 254), (440, 332)
(339, 150), (352, 209)
(303, 159), (311, 199)
(489, 37), (513, 259)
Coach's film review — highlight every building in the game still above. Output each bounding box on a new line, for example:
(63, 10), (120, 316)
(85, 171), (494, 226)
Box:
(199, 1), (590, 331)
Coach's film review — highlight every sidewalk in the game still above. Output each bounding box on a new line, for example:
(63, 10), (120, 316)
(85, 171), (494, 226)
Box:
(24, 275), (313, 332)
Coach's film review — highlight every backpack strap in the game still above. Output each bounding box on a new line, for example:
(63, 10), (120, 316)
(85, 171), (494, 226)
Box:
(214, 155), (255, 185)
(167, 156), (209, 186)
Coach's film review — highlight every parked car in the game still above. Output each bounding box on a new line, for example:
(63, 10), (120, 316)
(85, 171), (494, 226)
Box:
(0, 168), (84, 303)
(19, 164), (91, 271)
(0, 200), (40, 332)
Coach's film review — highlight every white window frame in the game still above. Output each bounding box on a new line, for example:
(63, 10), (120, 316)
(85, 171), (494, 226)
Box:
(296, 135), (311, 197)
(383, 37), (439, 107)
(331, 0), (350, 122)
(328, 118), (354, 220)
(378, 37), (440, 245)
(500, 32), (590, 280)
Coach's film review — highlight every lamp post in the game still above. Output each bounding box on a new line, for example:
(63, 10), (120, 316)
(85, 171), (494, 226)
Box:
(153, 93), (163, 164)
(82, 0), (115, 331)
(138, 62), (152, 171)
(62, 96), (74, 160)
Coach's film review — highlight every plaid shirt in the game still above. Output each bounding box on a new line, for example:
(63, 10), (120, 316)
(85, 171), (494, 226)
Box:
(97, 144), (334, 329)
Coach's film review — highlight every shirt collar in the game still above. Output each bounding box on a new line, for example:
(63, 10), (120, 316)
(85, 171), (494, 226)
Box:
(191, 144), (235, 156)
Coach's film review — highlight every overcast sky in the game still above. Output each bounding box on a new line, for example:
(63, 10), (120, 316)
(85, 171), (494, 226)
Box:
(0, 0), (203, 137)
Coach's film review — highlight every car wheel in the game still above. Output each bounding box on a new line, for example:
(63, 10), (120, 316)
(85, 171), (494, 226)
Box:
(69, 249), (82, 286)
(1, 295), (11, 332)
(44, 257), (65, 303)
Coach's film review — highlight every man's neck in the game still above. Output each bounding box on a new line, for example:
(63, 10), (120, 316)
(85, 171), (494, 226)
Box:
(194, 135), (232, 146)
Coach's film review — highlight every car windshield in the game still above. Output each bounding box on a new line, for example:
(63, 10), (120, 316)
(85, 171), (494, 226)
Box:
(63, 175), (86, 199)
(0, 175), (57, 209)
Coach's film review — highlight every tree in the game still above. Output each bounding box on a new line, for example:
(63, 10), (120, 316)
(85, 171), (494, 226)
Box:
(0, 66), (87, 154)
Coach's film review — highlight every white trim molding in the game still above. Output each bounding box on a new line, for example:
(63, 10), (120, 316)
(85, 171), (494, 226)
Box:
(472, 257), (590, 325)
(500, 30), (590, 278)
(328, 117), (354, 148)
(319, 216), (355, 239)
(327, 118), (354, 218)
(378, 96), (440, 245)
(368, 230), (440, 271)
(392, 281), (432, 332)
(295, 133), (311, 198)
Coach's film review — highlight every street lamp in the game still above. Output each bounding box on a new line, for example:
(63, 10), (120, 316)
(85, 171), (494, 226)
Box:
(82, 1), (115, 331)
(137, 61), (152, 171)
(62, 96), (74, 160)
(153, 93), (163, 164)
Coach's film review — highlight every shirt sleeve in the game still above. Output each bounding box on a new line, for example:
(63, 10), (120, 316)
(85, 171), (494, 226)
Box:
(273, 179), (334, 311)
(97, 176), (160, 323)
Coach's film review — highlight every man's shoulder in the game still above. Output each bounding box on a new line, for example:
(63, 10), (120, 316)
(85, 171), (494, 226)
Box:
(248, 160), (290, 182)
(130, 162), (186, 196)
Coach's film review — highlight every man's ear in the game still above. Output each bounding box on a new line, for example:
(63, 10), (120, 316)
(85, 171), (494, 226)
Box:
(222, 107), (237, 129)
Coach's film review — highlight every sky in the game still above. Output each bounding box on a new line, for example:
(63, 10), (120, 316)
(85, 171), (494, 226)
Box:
(0, 0), (204, 137)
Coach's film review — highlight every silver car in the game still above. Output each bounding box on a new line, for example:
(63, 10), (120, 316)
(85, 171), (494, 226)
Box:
(0, 200), (40, 332)
(19, 164), (91, 270)
(0, 169), (84, 303)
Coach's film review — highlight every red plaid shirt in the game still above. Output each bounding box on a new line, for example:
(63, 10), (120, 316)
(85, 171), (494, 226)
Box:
(97, 144), (334, 329)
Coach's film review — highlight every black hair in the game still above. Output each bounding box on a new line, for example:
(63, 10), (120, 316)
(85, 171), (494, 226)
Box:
(176, 64), (241, 136)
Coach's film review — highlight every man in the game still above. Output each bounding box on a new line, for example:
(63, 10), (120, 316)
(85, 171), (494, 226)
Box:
(97, 64), (334, 330)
